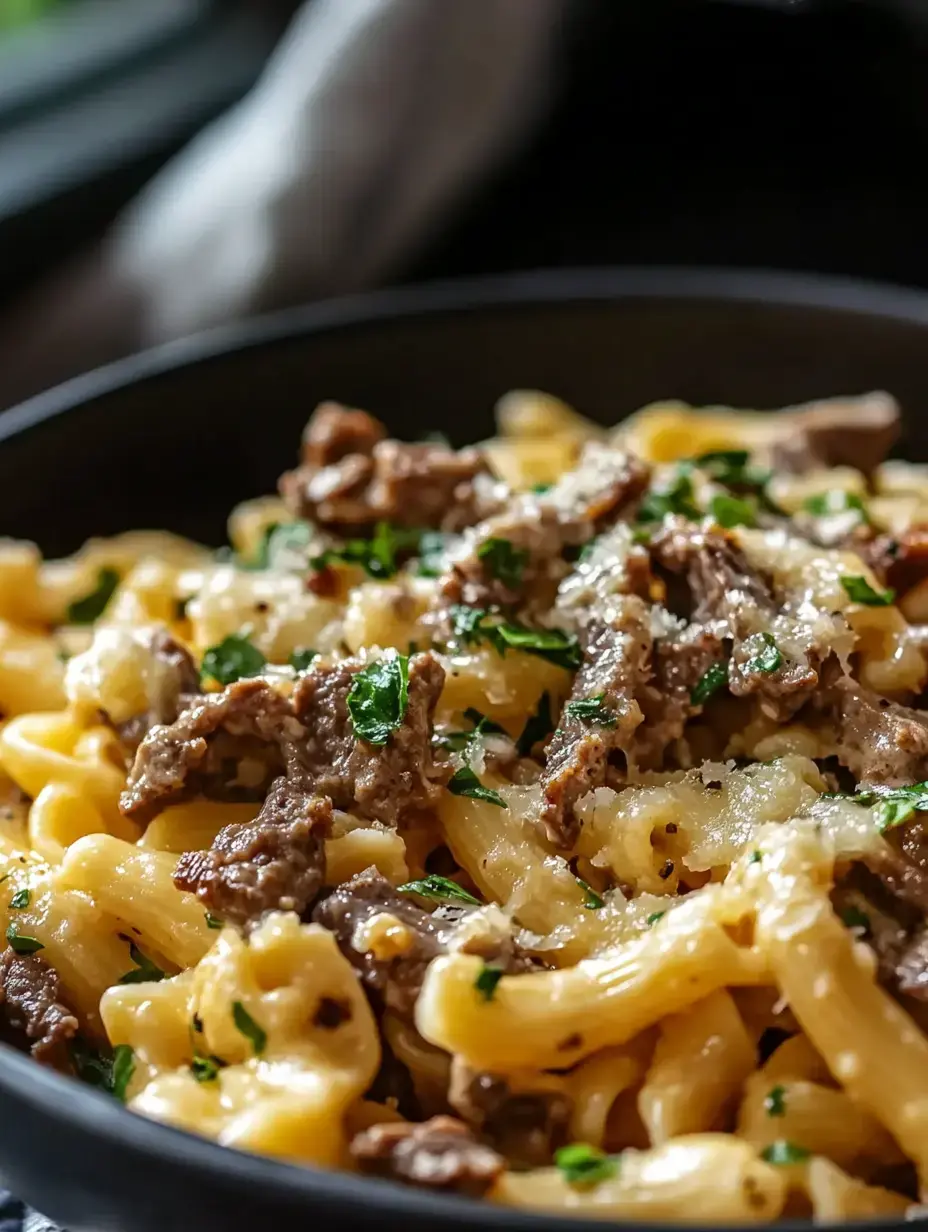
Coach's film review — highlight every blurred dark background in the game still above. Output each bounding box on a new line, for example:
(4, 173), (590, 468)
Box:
(1, 0), (927, 401)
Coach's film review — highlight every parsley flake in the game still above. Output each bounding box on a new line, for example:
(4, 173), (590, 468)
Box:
(694, 450), (772, 493)
(749, 850), (763, 865)
(474, 964), (504, 1002)
(637, 469), (701, 524)
(415, 531), (449, 578)
(9, 888), (30, 910)
(477, 538), (530, 588)
(205, 913), (223, 930)
(118, 943), (167, 985)
(191, 1054), (227, 1084)
(853, 780), (928, 832)
(232, 1001), (267, 1055)
(555, 1143), (620, 1187)
(311, 522), (422, 580)
(201, 634), (267, 686)
(646, 911), (666, 926)
(447, 607), (582, 670)
(709, 493), (756, 529)
(289, 647), (317, 672)
(764, 1085), (787, 1117)
(254, 520), (313, 570)
(691, 661), (728, 705)
(111, 1044), (136, 1103)
(564, 693), (617, 728)
(398, 875), (480, 906)
(70, 1039), (135, 1102)
(347, 654), (409, 745)
(577, 877), (605, 910)
(5, 923), (43, 955)
(760, 1141), (810, 1166)
(517, 691), (554, 756)
(840, 576), (895, 607)
(66, 568), (120, 625)
(803, 490), (868, 520)
(743, 631), (782, 675)
(448, 767), (507, 808)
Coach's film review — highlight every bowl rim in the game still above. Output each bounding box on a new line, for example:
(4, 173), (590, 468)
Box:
(2, 263), (926, 1231)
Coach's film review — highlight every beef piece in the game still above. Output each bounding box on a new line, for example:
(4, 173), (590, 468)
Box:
(539, 598), (652, 848)
(350, 1116), (504, 1196)
(0, 948), (78, 1065)
(292, 652), (447, 828)
(631, 622), (726, 768)
(115, 629), (201, 759)
(862, 526), (928, 599)
(120, 679), (304, 825)
(280, 404), (493, 533)
(894, 929), (928, 1000)
(441, 445), (650, 610)
(174, 779), (331, 928)
(815, 676), (928, 785)
(300, 402), (385, 468)
(448, 1059), (571, 1168)
(767, 392), (900, 477)
(834, 861), (928, 1004)
(312, 868), (451, 1016)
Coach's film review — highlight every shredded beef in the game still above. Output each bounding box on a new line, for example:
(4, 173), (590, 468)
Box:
(174, 780), (330, 928)
(292, 652), (447, 827)
(767, 392), (900, 477)
(448, 1059), (571, 1168)
(815, 677), (928, 785)
(115, 629), (201, 758)
(350, 1116), (504, 1196)
(632, 623), (725, 767)
(280, 404), (493, 534)
(120, 679), (303, 825)
(0, 948), (78, 1065)
(862, 526), (928, 600)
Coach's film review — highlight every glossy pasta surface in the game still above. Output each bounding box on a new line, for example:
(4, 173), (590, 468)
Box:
(3, 389), (928, 1223)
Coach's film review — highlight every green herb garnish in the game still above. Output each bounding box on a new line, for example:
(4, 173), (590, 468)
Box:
(709, 492), (756, 529)
(743, 631), (782, 675)
(803, 490), (868, 521)
(5, 923), (43, 955)
(764, 1085), (787, 1117)
(852, 780), (928, 832)
(66, 567), (120, 625)
(691, 661), (728, 705)
(840, 576), (895, 607)
(646, 911), (665, 926)
(554, 1143), (620, 1187)
(531, 482), (553, 494)
(118, 943), (167, 985)
(448, 767), (507, 808)
(201, 633), (267, 686)
(637, 469), (701, 524)
(111, 1044), (136, 1102)
(415, 531), (449, 578)
(448, 604), (491, 647)
(749, 850), (763, 865)
(760, 1141), (810, 1166)
(289, 647), (317, 672)
(577, 878), (605, 910)
(398, 875), (480, 906)
(254, 520), (313, 570)
(477, 537), (530, 589)
(191, 1054), (227, 1084)
(311, 521), (422, 580)
(9, 888), (30, 910)
(840, 905), (871, 933)
(564, 693), (617, 728)
(447, 606), (582, 670)
(347, 654), (409, 745)
(694, 450), (772, 493)
(232, 1001), (267, 1056)
(69, 1038), (115, 1092)
(517, 691), (554, 756)
(474, 964), (504, 1002)
(205, 913), (223, 930)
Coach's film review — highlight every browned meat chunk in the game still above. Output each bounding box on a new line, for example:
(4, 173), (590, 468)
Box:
(280, 404), (493, 534)
(292, 652), (447, 827)
(174, 780), (331, 928)
(448, 1060), (571, 1168)
(862, 526), (928, 599)
(350, 1116), (504, 1196)
(0, 948), (78, 1065)
(114, 629), (201, 759)
(632, 623), (725, 767)
(815, 677), (928, 785)
(768, 392), (900, 476)
(120, 679), (303, 825)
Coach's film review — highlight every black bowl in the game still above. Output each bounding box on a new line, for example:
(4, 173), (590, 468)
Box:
(2, 267), (928, 1232)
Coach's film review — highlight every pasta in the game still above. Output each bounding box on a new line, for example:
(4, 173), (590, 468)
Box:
(4, 387), (928, 1222)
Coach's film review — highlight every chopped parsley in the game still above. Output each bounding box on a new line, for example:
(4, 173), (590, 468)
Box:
(743, 631), (782, 675)
(531, 482), (553, 494)
(764, 1085), (787, 1117)
(852, 780), (928, 832)
(415, 531), (449, 578)
(111, 1044), (136, 1102)
(66, 567), (120, 625)
(477, 537), (530, 588)
(347, 653), (409, 745)
(201, 633), (267, 686)
(691, 661), (728, 705)
(760, 1141), (810, 1166)
(289, 647), (317, 672)
(564, 693), (617, 728)
(646, 911), (666, 926)
(9, 888), (30, 910)
(474, 964), (504, 1002)
(5, 923), (43, 955)
(577, 877), (605, 910)
(437, 707), (507, 750)
(118, 943), (167, 985)
(191, 1054), (227, 1084)
(231, 1001), (267, 1056)
(70, 1038), (116, 1092)
(517, 691), (554, 756)
(447, 607), (581, 670)
(448, 767), (507, 808)
(637, 469), (701, 524)
(694, 449), (772, 493)
(840, 575), (895, 607)
(448, 604), (490, 647)
(311, 521), (422, 580)
(840, 905), (871, 933)
(749, 850), (763, 865)
(398, 875), (480, 906)
(254, 520), (313, 570)
(205, 913), (223, 930)
(803, 490), (868, 521)
(709, 492), (756, 529)
(554, 1143), (620, 1187)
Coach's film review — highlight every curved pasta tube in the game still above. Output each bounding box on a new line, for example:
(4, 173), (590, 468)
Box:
(29, 781), (139, 865)
(494, 1134), (788, 1223)
(0, 713), (125, 821)
(804, 1158), (909, 1222)
(438, 646), (572, 729)
(106, 917), (381, 1165)
(0, 621), (66, 715)
(565, 1037), (653, 1148)
(416, 892), (767, 1071)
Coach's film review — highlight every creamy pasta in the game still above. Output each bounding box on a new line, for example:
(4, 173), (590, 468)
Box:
(3, 388), (928, 1222)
